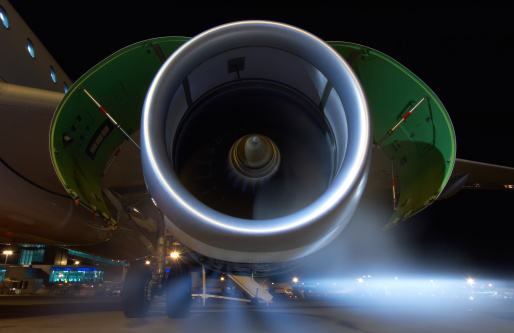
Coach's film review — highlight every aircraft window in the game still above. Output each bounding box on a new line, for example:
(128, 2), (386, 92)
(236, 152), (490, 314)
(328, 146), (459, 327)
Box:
(50, 66), (57, 83)
(64, 82), (68, 93)
(27, 38), (35, 58)
(0, 6), (9, 29)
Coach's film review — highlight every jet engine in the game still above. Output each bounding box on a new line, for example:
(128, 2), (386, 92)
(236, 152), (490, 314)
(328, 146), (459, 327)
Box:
(141, 21), (372, 264)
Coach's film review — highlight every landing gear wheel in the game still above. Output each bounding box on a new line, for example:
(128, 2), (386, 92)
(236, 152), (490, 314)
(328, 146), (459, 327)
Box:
(166, 264), (192, 318)
(122, 264), (153, 318)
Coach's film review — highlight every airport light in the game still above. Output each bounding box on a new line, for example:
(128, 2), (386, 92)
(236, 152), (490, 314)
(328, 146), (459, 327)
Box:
(3, 250), (12, 266)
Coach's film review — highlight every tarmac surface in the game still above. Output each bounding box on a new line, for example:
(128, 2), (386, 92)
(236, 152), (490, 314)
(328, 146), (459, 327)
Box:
(1, 294), (514, 333)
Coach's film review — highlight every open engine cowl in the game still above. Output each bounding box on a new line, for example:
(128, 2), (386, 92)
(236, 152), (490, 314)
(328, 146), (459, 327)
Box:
(141, 21), (371, 263)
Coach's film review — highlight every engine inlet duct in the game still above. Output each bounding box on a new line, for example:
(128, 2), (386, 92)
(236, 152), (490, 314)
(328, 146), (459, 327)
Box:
(141, 21), (371, 263)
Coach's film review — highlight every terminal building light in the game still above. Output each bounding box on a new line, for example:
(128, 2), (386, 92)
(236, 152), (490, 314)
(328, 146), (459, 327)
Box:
(49, 266), (104, 284)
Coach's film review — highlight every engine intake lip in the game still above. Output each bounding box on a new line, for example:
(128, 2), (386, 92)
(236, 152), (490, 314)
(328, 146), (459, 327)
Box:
(141, 21), (371, 262)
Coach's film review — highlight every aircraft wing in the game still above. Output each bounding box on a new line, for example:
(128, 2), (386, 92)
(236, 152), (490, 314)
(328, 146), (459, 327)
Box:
(439, 158), (514, 199)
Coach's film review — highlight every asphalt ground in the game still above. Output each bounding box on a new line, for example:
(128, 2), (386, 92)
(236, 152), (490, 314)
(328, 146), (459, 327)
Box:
(0, 295), (513, 333)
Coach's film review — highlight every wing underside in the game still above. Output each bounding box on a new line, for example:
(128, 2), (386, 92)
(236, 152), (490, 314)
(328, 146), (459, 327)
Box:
(439, 158), (514, 199)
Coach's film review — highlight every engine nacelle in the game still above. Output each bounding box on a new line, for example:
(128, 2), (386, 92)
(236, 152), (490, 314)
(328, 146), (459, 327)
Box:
(141, 21), (371, 263)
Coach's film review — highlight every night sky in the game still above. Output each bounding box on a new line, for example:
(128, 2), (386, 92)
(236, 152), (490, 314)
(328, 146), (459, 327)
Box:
(8, 1), (514, 279)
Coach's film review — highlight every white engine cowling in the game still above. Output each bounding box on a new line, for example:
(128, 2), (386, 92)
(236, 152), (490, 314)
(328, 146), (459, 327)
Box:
(141, 21), (371, 264)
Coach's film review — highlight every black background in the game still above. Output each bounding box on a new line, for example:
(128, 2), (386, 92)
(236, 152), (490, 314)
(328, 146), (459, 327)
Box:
(8, 0), (514, 279)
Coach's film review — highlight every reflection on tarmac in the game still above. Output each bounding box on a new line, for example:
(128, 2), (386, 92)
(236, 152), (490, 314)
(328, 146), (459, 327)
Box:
(1, 294), (514, 333)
